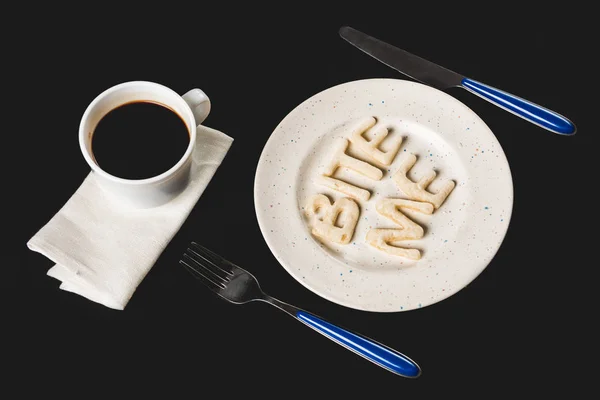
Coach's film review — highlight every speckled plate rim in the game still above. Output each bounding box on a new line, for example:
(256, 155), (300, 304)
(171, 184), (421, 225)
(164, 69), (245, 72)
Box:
(254, 78), (513, 312)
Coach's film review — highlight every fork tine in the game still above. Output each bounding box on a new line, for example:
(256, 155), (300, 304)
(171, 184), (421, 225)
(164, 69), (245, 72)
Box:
(188, 243), (234, 276)
(190, 241), (223, 262)
(182, 253), (229, 285)
(179, 259), (226, 290)
(185, 248), (230, 280)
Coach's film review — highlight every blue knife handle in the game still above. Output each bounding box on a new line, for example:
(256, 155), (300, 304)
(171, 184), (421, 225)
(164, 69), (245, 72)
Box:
(296, 311), (421, 377)
(461, 78), (576, 135)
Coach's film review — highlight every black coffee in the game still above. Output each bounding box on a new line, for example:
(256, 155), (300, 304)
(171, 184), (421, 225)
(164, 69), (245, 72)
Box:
(92, 101), (190, 180)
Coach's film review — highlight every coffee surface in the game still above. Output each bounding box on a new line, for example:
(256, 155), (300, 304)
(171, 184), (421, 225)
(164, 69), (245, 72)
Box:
(92, 101), (190, 180)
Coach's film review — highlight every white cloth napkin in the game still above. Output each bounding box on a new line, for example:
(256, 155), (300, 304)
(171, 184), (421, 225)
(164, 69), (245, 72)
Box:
(27, 125), (233, 310)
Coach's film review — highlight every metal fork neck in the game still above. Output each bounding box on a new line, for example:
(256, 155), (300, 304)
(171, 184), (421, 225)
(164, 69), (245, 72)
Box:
(258, 295), (301, 316)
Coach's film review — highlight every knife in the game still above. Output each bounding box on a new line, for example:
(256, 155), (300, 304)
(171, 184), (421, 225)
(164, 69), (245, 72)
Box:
(339, 26), (576, 136)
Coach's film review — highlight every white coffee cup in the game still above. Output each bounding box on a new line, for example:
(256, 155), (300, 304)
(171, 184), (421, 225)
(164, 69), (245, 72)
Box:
(79, 81), (210, 209)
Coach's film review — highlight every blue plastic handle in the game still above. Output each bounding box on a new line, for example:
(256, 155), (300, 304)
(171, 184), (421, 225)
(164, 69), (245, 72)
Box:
(461, 78), (576, 135)
(296, 311), (421, 377)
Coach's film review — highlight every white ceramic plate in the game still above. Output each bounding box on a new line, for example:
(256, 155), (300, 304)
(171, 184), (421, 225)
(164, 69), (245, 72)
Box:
(254, 79), (513, 312)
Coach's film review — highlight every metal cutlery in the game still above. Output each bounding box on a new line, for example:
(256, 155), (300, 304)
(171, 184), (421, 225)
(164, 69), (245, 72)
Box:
(180, 242), (421, 378)
(339, 26), (576, 135)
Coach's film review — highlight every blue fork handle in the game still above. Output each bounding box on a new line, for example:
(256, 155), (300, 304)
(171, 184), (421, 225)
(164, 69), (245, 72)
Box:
(461, 78), (576, 135)
(296, 311), (421, 378)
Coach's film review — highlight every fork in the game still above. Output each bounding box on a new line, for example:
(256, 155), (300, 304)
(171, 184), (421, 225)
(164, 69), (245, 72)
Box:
(180, 242), (421, 378)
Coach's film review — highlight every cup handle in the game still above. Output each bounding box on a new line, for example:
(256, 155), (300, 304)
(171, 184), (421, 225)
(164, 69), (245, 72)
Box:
(182, 89), (211, 126)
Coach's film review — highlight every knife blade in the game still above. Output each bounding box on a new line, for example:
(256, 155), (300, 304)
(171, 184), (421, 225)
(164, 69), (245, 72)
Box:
(339, 26), (463, 90)
(339, 26), (576, 135)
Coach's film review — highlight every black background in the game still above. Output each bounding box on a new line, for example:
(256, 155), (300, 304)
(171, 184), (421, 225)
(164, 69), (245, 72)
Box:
(6, 5), (594, 397)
